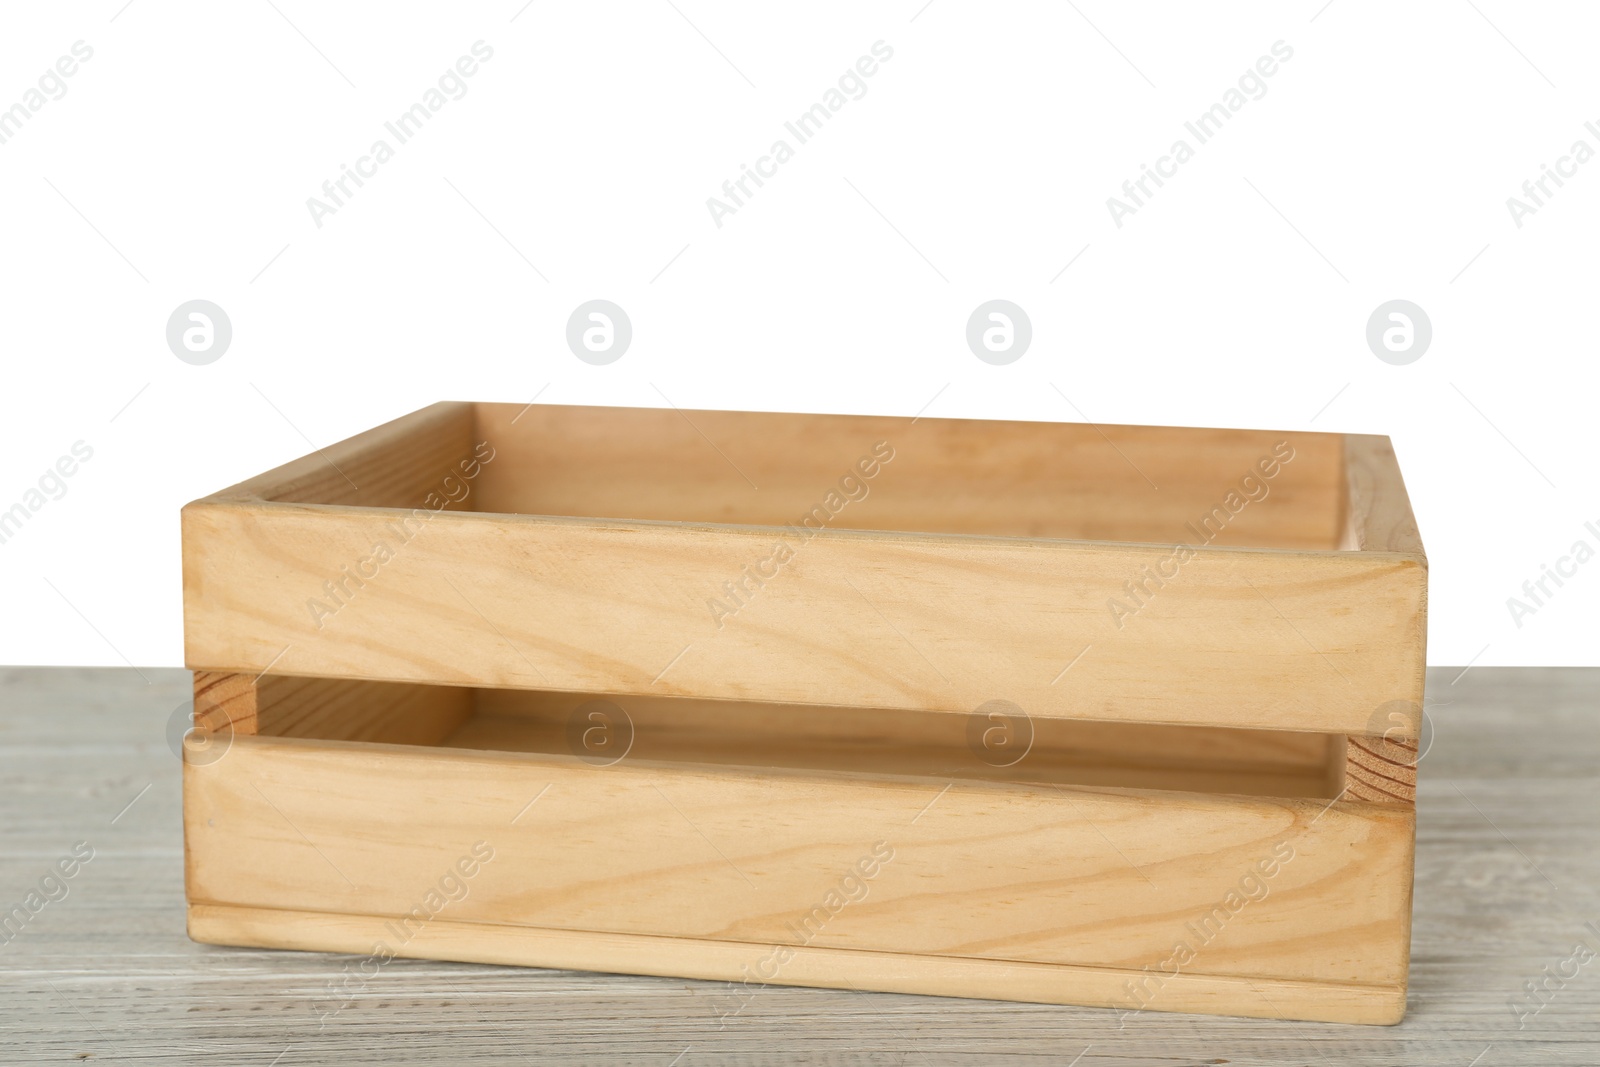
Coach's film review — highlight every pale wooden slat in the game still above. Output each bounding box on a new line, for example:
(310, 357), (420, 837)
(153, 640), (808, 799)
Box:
(187, 902), (1405, 1025)
(182, 502), (1426, 737)
(472, 403), (1347, 549)
(183, 733), (1415, 997)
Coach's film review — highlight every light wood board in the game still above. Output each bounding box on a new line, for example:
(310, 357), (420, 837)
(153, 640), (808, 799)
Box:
(183, 730), (1413, 1008)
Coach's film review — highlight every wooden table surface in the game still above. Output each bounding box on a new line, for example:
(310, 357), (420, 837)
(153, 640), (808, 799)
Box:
(1, 666), (1596, 1065)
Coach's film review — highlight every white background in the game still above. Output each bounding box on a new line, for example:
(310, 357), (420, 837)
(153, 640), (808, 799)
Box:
(0, 1), (1594, 669)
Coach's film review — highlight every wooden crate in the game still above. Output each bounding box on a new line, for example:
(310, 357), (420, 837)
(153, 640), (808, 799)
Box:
(181, 402), (1425, 1024)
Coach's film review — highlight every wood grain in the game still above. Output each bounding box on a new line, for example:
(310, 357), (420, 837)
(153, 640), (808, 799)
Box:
(1345, 733), (1420, 804)
(193, 673), (471, 746)
(1342, 433), (1425, 558)
(183, 731), (1415, 1005)
(182, 502), (1427, 737)
(187, 902), (1405, 1025)
(192, 669), (260, 733)
(470, 402), (1347, 549)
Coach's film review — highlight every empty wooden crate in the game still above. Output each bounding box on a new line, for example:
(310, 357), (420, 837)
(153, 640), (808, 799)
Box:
(181, 402), (1426, 1024)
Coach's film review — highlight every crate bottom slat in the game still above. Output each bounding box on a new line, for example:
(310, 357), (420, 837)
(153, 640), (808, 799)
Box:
(187, 903), (1406, 1025)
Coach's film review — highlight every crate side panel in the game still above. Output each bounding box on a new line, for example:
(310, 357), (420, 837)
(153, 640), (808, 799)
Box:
(187, 903), (1406, 1024)
(184, 735), (1415, 988)
(183, 503), (1426, 736)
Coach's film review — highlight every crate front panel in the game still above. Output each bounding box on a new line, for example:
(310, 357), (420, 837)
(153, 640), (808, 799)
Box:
(184, 734), (1414, 990)
(182, 502), (1426, 737)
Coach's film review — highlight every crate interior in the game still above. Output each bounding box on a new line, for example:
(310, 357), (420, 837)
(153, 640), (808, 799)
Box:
(261, 403), (1350, 551)
(472, 404), (1348, 550)
(228, 675), (1346, 800)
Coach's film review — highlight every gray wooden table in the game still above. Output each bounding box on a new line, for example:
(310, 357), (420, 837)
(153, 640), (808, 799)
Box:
(1, 666), (1595, 1065)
